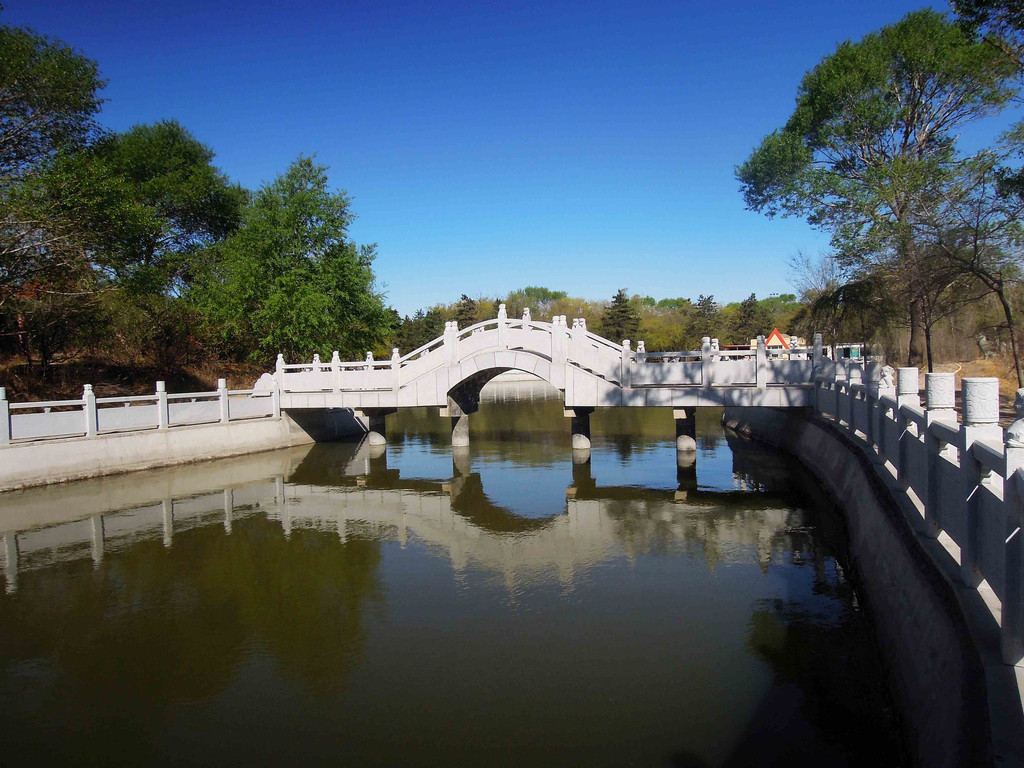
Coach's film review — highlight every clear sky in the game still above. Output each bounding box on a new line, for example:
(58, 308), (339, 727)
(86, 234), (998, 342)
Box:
(8, 0), (970, 315)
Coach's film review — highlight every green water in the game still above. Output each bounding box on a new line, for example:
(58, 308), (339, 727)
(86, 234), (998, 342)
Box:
(0, 398), (901, 766)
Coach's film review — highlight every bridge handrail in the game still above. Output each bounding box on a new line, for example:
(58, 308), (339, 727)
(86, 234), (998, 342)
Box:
(817, 370), (1024, 667)
(398, 335), (448, 364)
(9, 397), (86, 410)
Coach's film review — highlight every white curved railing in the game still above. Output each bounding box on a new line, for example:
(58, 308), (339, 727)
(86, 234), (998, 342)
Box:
(816, 366), (1024, 666)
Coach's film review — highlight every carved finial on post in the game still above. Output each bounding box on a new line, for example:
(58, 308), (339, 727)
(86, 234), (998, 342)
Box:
(637, 341), (645, 354)
(276, 353), (285, 375)
(391, 348), (400, 362)
(522, 307), (531, 323)
(572, 318), (580, 330)
(579, 318), (587, 332)
(1009, 390), (1024, 448)
(880, 365), (895, 392)
(312, 353), (321, 365)
(331, 350), (340, 364)
(497, 303), (507, 321)
(790, 335), (798, 349)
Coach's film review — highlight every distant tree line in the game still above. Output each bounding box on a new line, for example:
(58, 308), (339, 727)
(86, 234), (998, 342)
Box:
(389, 287), (803, 354)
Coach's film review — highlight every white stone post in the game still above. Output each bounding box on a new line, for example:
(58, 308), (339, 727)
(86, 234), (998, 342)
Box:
(876, 366), (896, 462)
(894, 367), (920, 489)
(812, 332), (825, 412)
(83, 384), (98, 437)
(331, 351), (341, 393)
(276, 353), (285, 378)
(156, 381), (169, 430)
(621, 339), (632, 388)
(923, 372), (957, 538)
(271, 374), (281, 419)
(391, 348), (400, 396)
(522, 307), (532, 330)
(863, 362), (881, 445)
(444, 322), (458, 366)
(756, 335), (767, 389)
(497, 303), (508, 349)
(701, 336), (713, 389)
(1002, 389), (1024, 664)
(551, 316), (567, 389)
(218, 378), (230, 424)
(0, 387), (9, 445)
(961, 377), (1002, 588)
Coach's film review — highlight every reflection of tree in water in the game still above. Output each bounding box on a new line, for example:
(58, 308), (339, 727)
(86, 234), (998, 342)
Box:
(739, 588), (902, 765)
(0, 516), (383, 762)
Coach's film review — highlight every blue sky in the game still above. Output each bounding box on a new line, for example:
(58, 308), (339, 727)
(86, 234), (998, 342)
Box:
(9, 0), (992, 315)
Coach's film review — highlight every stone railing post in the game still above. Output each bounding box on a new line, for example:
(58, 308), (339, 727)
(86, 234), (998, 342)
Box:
(83, 384), (98, 437)
(331, 351), (341, 392)
(621, 340), (632, 388)
(811, 332), (825, 412)
(391, 348), (401, 395)
(551, 316), (567, 389)
(895, 367), (920, 489)
(156, 381), (169, 430)
(756, 335), (767, 389)
(923, 372), (956, 537)
(0, 387), (9, 445)
(444, 322), (458, 366)
(961, 377), (1002, 588)
(497, 303), (508, 349)
(271, 374), (282, 419)
(1002, 389), (1024, 664)
(522, 307), (532, 330)
(218, 378), (230, 424)
(864, 362), (881, 445)
(875, 366), (896, 461)
(701, 337), (713, 388)
(275, 353), (285, 384)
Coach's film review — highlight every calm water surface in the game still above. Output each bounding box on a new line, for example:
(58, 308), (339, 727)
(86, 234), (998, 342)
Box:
(0, 395), (901, 766)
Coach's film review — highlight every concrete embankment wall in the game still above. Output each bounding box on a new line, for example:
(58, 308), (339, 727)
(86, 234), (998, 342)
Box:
(723, 406), (1001, 768)
(0, 409), (366, 493)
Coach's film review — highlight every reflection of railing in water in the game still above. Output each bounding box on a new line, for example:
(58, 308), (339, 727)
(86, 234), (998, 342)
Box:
(0, 436), (812, 595)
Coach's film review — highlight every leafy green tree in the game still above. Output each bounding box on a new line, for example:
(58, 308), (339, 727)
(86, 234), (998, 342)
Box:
(192, 156), (389, 363)
(692, 294), (719, 340)
(453, 294), (478, 328)
(737, 10), (1018, 365)
(0, 19), (103, 183)
(599, 288), (640, 343)
(731, 293), (775, 344)
(91, 120), (246, 296)
(953, 0), (1024, 72)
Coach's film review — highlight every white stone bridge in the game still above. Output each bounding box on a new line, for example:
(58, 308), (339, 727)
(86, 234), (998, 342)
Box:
(273, 304), (826, 449)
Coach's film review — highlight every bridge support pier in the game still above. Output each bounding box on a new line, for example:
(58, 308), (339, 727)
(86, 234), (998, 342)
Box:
(673, 408), (697, 452)
(441, 396), (476, 448)
(565, 408), (594, 451)
(675, 450), (697, 500)
(357, 408), (397, 446)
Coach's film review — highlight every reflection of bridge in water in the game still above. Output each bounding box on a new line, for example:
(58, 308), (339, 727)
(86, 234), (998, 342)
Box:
(0, 433), (825, 595)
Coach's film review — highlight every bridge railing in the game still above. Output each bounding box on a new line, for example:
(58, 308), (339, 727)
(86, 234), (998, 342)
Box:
(817, 365), (1024, 666)
(273, 311), (828, 395)
(0, 381), (276, 446)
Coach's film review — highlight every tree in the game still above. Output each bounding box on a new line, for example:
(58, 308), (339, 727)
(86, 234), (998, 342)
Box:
(737, 10), (1018, 366)
(453, 294), (478, 328)
(953, 0), (1024, 72)
(692, 294), (719, 340)
(599, 288), (640, 344)
(191, 156), (390, 363)
(0, 20), (104, 183)
(91, 120), (246, 296)
(731, 293), (774, 344)
(917, 149), (1024, 383)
